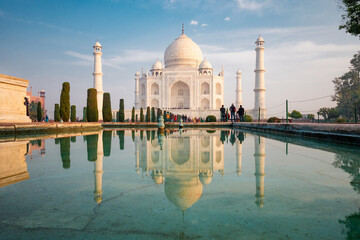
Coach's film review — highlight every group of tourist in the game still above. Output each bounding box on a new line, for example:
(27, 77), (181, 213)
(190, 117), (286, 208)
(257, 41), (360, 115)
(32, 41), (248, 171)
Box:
(220, 104), (245, 122)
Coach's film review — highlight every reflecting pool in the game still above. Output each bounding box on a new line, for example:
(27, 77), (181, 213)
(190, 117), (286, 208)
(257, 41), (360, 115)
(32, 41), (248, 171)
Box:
(0, 129), (359, 240)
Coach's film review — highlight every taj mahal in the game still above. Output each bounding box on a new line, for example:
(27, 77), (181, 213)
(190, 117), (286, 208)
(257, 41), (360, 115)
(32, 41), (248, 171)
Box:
(93, 26), (267, 120)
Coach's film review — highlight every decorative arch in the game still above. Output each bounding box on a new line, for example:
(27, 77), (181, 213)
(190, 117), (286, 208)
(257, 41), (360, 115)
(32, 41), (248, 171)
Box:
(216, 83), (221, 95)
(201, 82), (210, 95)
(151, 99), (159, 108)
(216, 99), (221, 109)
(201, 98), (210, 110)
(200, 136), (210, 148)
(171, 137), (190, 165)
(201, 151), (210, 164)
(151, 83), (159, 95)
(170, 81), (190, 109)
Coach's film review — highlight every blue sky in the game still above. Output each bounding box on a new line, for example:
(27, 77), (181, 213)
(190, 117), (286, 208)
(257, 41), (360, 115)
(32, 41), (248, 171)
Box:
(0, 0), (359, 118)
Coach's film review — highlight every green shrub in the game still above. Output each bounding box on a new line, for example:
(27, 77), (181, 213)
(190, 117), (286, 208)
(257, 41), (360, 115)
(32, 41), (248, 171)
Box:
(245, 115), (253, 122)
(37, 102), (42, 122)
(83, 107), (87, 122)
(151, 107), (156, 122)
(267, 117), (280, 123)
(60, 82), (70, 122)
(54, 103), (60, 122)
(102, 93), (112, 122)
(118, 99), (124, 122)
(131, 107), (135, 122)
(140, 107), (144, 122)
(206, 115), (216, 122)
(70, 105), (76, 122)
(87, 88), (98, 122)
(146, 107), (151, 122)
(336, 117), (346, 123)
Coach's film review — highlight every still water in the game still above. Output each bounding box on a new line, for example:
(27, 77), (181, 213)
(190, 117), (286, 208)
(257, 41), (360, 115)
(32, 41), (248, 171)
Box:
(0, 129), (359, 240)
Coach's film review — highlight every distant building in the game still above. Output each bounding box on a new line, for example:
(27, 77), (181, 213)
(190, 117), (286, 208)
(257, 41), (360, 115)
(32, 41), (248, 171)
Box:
(26, 87), (46, 120)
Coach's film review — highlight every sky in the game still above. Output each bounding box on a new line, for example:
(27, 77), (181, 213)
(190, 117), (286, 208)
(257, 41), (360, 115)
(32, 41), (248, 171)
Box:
(0, 0), (359, 119)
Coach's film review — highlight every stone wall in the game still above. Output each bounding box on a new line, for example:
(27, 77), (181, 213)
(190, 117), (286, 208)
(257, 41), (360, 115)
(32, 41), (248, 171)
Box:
(0, 74), (31, 123)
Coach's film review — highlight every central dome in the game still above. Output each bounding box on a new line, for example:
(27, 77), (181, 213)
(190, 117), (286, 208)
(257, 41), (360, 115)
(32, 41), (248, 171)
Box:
(164, 33), (203, 68)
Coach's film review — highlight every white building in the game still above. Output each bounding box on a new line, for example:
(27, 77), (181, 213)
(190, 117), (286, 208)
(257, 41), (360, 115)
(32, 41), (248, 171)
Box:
(134, 29), (224, 119)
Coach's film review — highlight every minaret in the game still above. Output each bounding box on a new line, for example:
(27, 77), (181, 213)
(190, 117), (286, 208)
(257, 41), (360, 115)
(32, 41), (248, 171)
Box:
(254, 35), (266, 119)
(254, 136), (266, 209)
(94, 132), (104, 204)
(235, 70), (243, 108)
(236, 141), (242, 176)
(134, 72), (140, 109)
(93, 41), (104, 121)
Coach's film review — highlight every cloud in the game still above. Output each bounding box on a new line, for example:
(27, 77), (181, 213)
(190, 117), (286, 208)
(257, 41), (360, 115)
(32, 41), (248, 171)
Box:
(65, 49), (162, 69)
(224, 17), (231, 21)
(190, 20), (198, 25)
(236, 0), (268, 11)
(201, 23), (208, 27)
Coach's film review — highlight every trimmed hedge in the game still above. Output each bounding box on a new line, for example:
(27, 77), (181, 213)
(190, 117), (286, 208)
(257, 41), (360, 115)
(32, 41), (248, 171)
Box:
(267, 117), (280, 123)
(118, 99), (125, 122)
(83, 107), (87, 122)
(87, 88), (98, 122)
(70, 105), (76, 122)
(54, 104), (60, 122)
(131, 107), (135, 122)
(102, 93), (112, 122)
(37, 102), (42, 122)
(60, 82), (70, 122)
(206, 115), (216, 122)
(245, 115), (253, 122)
(146, 107), (151, 122)
(140, 107), (144, 122)
(151, 107), (156, 122)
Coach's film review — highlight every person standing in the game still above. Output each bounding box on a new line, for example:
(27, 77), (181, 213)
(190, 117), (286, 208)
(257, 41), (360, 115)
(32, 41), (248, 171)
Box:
(230, 104), (236, 122)
(237, 105), (245, 122)
(220, 105), (226, 122)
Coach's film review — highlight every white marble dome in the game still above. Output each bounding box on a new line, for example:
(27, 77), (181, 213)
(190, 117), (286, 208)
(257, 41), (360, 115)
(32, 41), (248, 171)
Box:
(151, 60), (163, 70)
(164, 33), (203, 68)
(199, 59), (212, 69)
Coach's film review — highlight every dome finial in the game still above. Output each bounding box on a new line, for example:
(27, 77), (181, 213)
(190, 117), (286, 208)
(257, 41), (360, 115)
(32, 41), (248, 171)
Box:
(182, 23), (184, 34)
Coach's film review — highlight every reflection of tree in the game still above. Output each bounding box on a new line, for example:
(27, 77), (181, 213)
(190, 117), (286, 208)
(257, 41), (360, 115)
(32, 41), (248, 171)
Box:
(117, 130), (125, 150)
(146, 130), (150, 141)
(86, 134), (98, 162)
(151, 130), (156, 142)
(59, 137), (70, 169)
(55, 138), (60, 145)
(140, 130), (144, 141)
(131, 130), (135, 142)
(71, 136), (76, 143)
(333, 154), (360, 193)
(103, 131), (112, 157)
(339, 209), (360, 240)
(236, 131), (245, 143)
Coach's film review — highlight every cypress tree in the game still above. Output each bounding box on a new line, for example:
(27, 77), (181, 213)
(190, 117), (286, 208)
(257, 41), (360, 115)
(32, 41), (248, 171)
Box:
(83, 107), (87, 122)
(54, 103), (60, 122)
(87, 88), (98, 122)
(151, 107), (156, 122)
(136, 114), (138, 122)
(146, 107), (151, 122)
(140, 107), (144, 122)
(131, 107), (135, 122)
(70, 105), (76, 122)
(119, 99), (125, 122)
(60, 82), (70, 122)
(37, 102), (42, 122)
(102, 93), (112, 122)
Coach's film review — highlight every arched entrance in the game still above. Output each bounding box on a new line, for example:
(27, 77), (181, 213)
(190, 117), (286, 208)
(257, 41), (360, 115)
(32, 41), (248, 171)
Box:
(170, 81), (190, 109)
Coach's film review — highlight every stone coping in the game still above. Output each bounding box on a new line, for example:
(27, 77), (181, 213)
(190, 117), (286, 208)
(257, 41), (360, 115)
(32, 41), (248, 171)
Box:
(0, 122), (359, 145)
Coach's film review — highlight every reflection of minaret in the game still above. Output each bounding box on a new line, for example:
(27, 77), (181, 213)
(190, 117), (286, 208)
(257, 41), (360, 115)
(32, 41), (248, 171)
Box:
(254, 136), (265, 208)
(236, 142), (242, 175)
(94, 132), (103, 204)
(135, 133), (140, 174)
